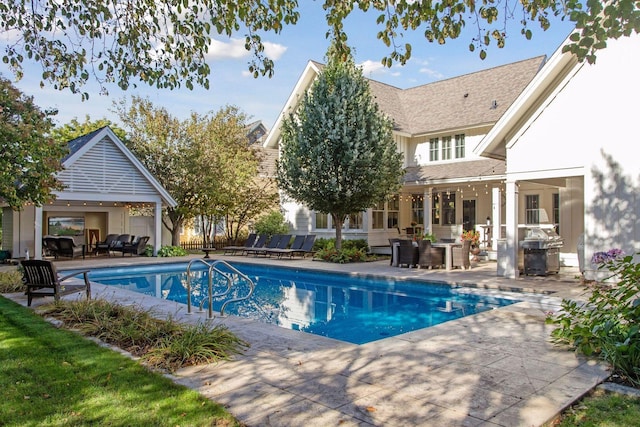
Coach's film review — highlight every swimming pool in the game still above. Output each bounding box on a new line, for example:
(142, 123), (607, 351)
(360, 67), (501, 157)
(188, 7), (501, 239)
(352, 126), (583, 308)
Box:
(76, 262), (522, 344)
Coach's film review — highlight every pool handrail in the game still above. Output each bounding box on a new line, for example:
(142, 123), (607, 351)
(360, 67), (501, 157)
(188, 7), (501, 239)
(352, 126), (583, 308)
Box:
(185, 259), (255, 318)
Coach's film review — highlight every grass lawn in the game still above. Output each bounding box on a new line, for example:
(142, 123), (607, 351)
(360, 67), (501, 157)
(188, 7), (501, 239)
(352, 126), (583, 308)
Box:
(547, 388), (640, 426)
(0, 296), (241, 427)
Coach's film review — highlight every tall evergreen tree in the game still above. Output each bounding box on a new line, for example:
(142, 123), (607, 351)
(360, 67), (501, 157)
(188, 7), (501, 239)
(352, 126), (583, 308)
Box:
(277, 48), (404, 249)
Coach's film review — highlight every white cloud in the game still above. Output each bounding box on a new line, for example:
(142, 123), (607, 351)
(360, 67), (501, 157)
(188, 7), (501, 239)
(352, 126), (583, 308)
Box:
(358, 59), (387, 77)
(206, 37), (287, 61)
(263, 41), (287, 60)
(207, 38), (250, 60)
(418, 59), (444, 79)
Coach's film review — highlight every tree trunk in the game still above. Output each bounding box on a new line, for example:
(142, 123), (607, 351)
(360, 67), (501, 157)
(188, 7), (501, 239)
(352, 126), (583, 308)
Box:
(332, 213), (345, 250)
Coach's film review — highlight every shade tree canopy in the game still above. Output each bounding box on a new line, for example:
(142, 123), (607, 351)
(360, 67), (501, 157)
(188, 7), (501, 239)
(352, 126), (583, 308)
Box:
(114, 97), (277, 245)
(1, 0), (637, 97)
(0, 75), (66, 209)
(50, 116), (127, 144)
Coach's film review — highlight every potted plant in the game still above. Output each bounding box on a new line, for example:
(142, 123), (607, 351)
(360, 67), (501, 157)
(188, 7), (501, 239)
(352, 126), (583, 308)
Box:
(422, 232), (437, 243)
(460, 230), (481, 259)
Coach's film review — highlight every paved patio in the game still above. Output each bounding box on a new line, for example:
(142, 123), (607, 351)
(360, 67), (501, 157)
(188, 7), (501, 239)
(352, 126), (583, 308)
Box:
(5, 254), (610, 426)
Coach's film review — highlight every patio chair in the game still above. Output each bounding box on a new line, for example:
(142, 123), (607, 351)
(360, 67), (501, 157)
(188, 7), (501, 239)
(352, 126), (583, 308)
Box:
(388, 238), (401, 266)
(397, 239), (417, 268)
(222, 233), (258, 255)
(43, 237), (61, 259)
(21, 259), (91, 306)
(94, 234), (118, 256)
(417, 239), (445, 269)
(118, 236), (150, 256)
(452, 240), (472, 269)
(56, 237), (85, 259)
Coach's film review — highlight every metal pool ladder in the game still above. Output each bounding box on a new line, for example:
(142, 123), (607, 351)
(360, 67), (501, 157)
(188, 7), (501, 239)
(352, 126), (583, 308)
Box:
(185, 259), (255, 319)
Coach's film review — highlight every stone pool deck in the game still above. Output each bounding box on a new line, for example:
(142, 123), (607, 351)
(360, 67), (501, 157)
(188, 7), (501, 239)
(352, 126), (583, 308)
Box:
(4, 255), (610, 426)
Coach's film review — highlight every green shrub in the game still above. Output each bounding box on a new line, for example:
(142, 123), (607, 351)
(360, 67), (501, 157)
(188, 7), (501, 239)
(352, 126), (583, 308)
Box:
(0, 269), (24, 293)
(422, 233), (437, 242)
(157, 245), (188, 257)
(315, 247), (369, 263)
(313, 237), (368, 252)
(547, 253), (640, 386)
(144, 244), (154, 257)
(254, 211), (289, 237)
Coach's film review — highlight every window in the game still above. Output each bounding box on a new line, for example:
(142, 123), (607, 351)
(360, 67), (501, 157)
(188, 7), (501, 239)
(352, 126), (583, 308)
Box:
(315, 212), (329, 229)
(372, 201), (384, 229)
(387, 196), (399, 229)
(411, 194), (424, 225)
(442, 192), (456, 225)
(431, 192), (440, 225)
(553, 193), (560, 234)
(455, 134), (465, 158)
(441, 136), (451, 160)
(348, 212), (363, 230)
(525, 195), (540, 224)
(429, 138), (439, 161)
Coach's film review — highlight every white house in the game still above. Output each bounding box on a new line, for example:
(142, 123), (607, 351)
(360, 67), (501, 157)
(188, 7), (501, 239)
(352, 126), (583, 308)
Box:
(1, 126), (177, 259)
(264, 57), (554, 255)
(476, 33), (640, 279)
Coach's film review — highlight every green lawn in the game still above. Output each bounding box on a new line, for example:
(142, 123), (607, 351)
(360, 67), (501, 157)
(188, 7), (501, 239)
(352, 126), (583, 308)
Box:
(0, 296), (240, 427)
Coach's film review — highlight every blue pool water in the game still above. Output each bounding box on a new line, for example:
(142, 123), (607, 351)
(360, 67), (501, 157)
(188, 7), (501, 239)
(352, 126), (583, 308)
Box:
(75, 262), (521, 344)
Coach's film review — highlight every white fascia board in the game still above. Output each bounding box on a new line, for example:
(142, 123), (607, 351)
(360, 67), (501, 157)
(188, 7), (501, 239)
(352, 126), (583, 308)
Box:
(263, 61), (322, 149)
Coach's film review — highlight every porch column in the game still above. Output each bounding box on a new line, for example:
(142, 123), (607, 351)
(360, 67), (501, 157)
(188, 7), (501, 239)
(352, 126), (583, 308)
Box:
(491, 187), (501, 248)
(154, 201), (162, 256)
(423, 188), (431, 234)
(504, 180), (520, 278)
(35, 206), (43, 260)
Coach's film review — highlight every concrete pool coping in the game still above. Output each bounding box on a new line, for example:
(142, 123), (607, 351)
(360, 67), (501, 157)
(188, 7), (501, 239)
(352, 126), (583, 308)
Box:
(4, 255), (610, 426)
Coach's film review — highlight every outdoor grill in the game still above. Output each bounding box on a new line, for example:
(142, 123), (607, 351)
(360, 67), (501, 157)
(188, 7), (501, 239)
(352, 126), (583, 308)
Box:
(518, 226), (564, 275)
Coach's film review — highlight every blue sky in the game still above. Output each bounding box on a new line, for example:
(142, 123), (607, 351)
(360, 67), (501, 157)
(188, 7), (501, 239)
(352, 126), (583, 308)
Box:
(0, 2), (576, 131)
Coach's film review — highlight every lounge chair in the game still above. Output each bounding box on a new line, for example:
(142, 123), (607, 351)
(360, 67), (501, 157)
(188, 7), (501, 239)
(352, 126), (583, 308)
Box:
(222, 233), (258, 255)
(267, 234), (305, 258)
(417, 239), (444, 269)
(288, 234), (316, 259)
(56, 237), (85, 259)
(241, 234), (267, 256)
(265, 234), (293, 257)
(21, 259), (91, 306)
(246, 234), (288, 257)
(115, 236), (150, 256)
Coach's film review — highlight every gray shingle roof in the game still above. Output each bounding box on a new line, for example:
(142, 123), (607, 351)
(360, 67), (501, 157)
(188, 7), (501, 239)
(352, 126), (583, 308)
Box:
(64, 126), (107, 162)
(370, 56), (546, 135)
(403, 158), (506, 183)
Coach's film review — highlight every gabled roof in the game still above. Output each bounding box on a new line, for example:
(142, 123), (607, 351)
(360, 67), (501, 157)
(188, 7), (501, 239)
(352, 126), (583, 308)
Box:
(57, 126), (177, 207)
(264, 56), (545, 147)
(474, 34), (579, 160)
(382, 57), (546, 135)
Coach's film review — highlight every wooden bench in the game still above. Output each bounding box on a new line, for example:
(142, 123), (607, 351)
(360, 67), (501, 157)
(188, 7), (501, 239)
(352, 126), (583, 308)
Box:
(200, 248), (216, 259)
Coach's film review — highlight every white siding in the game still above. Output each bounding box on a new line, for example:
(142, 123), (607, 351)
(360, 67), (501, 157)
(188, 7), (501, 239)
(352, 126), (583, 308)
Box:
(506, 35), (640, 276)
(58, 137), (158, 196)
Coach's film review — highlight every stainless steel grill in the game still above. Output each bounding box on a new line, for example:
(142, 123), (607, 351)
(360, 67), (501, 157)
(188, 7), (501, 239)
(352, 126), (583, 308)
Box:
(519, 226), (564, 275)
